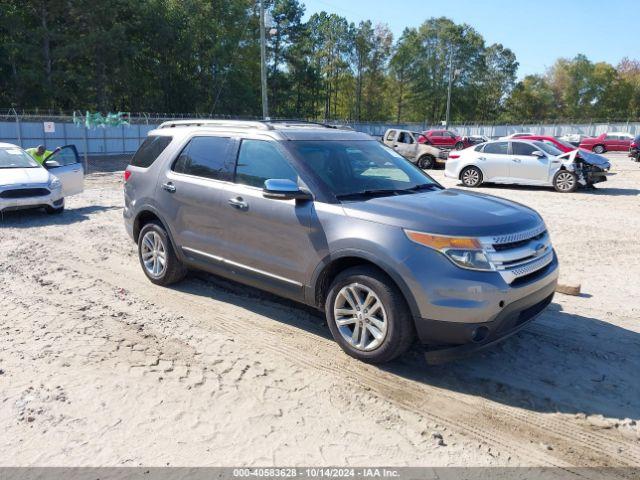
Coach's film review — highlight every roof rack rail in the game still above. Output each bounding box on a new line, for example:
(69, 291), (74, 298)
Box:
(158, 119), (273, 130)
(265, 120), (348, 130)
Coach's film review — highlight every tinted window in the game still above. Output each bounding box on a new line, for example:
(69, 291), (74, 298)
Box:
(131, 135), (172, 168)
(483, 141), (508, 154)
(512, 142), (538, 155)
(235, 140), (298, 188)
(173, 136), (234, 181)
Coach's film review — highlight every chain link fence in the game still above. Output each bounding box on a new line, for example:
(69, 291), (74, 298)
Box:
(2, 109), (639, 157)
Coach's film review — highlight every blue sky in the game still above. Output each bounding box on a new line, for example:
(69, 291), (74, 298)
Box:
(301, 0), (637, 78)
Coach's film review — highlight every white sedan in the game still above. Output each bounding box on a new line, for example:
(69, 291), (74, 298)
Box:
(0, 143), (84, 214)
(444, 139), (611, 193)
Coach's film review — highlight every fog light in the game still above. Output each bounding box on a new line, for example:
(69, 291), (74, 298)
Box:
(471, 326), (490, 343)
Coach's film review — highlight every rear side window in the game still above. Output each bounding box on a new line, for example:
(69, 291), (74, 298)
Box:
(235, 140), (298, 188)
(173, 136), (235, 181)
(483, 142), (508, 154)
(131, 135), (172, 168)
(385, 130), (396, 141)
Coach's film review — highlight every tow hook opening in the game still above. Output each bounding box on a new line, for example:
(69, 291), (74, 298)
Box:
(471, 326), (490, 343)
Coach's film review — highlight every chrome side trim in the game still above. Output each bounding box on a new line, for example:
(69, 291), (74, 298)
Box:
(182, 246), (303, 287)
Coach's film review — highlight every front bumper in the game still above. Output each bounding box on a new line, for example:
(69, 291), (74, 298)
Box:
(423, 277), (556, 364)
(0, 188), (63, 212)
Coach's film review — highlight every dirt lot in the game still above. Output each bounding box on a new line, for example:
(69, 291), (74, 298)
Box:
(1, 153), (639, 471)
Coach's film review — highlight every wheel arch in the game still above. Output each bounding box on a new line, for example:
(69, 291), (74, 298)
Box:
(310, 251), (421, 320)
(458, 163), (485, 180)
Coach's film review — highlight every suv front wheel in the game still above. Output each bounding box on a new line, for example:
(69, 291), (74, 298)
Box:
(325, 266), (415, 363)
(138, 221), (187, 286)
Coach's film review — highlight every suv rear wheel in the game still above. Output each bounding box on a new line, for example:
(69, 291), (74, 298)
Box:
(138, 221), (187, 285)
(325, 266), (414, 363)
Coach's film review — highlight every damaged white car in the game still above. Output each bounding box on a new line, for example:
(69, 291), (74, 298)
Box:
(445, 139), (611, 192)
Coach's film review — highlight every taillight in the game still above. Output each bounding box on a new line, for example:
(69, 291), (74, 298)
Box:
(448, 153), (460, 159)
(123, 169), (132, 182)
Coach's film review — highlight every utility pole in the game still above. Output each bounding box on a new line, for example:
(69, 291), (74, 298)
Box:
(259, 0), (269, 120)
(445, 44), (453, 130)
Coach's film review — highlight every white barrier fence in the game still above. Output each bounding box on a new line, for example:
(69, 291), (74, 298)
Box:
(1, 119), (639, 155)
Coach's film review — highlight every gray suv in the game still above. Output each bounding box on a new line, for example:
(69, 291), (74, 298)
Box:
(124, 120), (559, 364)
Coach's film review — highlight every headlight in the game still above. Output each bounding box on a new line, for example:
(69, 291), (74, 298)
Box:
(49, 178), (62, 189)
(405, 230), (494, 271)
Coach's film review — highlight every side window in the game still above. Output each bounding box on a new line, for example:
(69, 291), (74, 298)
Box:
(235, 140), (298, 188)
(386, 130), (396, 141)
(605, 134), (616, 140)
(483, 141), (509, 155)
(172, 136), (234, 181)
(512, 142), (537, 156)
(131, 135), (172, 168)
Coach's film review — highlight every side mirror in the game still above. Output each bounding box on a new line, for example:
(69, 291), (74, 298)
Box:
(263, 179), (312, 201)
(43, 160), (60, 169)
(532, 151), (546, 158)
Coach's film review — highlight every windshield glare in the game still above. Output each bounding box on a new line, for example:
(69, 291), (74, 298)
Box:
(287, 140), (438, 198)
(0, 147), (41, 169)
(533, 141), (562, 156)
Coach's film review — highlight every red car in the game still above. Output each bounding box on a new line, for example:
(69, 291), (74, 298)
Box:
(417, 130), (469, 150)
(517, 135), (577, 153)
(578, 132), (634, 154)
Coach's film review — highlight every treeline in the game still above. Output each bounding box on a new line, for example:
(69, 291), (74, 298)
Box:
(1, 0), (639, 123)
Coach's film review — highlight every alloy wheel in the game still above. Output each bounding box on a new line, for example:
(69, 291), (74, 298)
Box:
(333, 283), (388, 351)
(555, 171), (576, 192)
(141, 231), (167, 277)
(462, 168), (480, 186)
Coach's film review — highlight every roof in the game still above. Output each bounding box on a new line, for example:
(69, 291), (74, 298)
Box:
(153, 119), (372, 141)
(0, 142), (20, 148)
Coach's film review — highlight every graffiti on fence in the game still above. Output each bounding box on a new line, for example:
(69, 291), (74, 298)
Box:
(73, 111), (130, 129)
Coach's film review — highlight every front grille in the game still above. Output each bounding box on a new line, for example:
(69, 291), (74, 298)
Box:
(0, 188), (50, 199)
(493, 231), (545, 251)
(484, 225), (554, 285)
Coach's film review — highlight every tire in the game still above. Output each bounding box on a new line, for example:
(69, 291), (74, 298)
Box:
(593, 145), (606, 154)
(45, 203), (64, 215)
(460, 166), (483, 187)
(454, 142), (464, 150)
(325, 266), (415, 364)
(138, 221), (187, 286)
(553, 170), (578, 193)
(417, 155), (435, 169)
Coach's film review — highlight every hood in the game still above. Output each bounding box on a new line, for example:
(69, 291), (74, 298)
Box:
(0, 167), (50, 186)
(341, 188), (542, 237)
(559, 150), (610, 168)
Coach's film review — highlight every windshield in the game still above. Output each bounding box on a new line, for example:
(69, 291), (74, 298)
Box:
(286, 140), (440, 199)
(533, 141), (563, 156)
(0, 147), (41, 169)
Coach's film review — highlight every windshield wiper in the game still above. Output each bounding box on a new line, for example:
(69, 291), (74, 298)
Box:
(404, 183), (441, 192)
(336, 189), (406, 200)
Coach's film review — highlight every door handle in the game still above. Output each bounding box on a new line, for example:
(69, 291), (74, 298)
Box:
(228, 197), (248, 210)
(478, 157), (486, 161)
(512, 158), (521, 163)
(162, 182), (176, 193)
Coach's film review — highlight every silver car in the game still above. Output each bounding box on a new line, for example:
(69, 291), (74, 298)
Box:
(0, 143), (84, 214)
(124, 121), (559, 364)
(445, 139), (611, 192)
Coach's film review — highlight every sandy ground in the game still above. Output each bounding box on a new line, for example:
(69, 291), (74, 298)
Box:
(0, 153), (639, 471)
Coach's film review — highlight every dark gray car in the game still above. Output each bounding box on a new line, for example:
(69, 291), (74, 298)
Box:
(124, 120), (559, 364)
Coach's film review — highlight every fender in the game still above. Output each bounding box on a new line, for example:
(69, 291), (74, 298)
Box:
(132, 205), (185, 261)
(308, 248), (422, 320)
